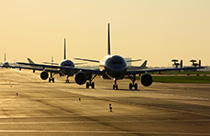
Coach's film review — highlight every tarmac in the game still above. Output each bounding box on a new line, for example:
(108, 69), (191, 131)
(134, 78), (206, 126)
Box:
(0, 69), (210, 136)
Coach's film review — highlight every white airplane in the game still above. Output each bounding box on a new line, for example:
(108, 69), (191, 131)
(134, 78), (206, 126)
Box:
(17, 23), (205, 90)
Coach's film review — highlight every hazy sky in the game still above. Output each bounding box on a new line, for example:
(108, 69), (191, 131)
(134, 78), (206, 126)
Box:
(1, 0), (210, 66)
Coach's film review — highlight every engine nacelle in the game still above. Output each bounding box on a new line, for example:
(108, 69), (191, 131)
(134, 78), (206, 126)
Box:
(75, 72), (87, 85)
(141, 73), (153, 87)
(40, 71), (49, 80)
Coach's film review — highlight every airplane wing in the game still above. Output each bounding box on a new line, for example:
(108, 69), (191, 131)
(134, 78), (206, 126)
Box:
(74, 63), (87, 65)
(16, 62), (103, 74)
(126, 66), (205, 75)
(10, 65), (60, 73)
(128, 60), (147, 70)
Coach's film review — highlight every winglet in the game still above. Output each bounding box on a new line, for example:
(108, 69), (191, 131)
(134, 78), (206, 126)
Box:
(139, 60), (147, 69)
(64, 38), (66, 60)
(108, 23), (111, 55)
(27, 58), (35, 64)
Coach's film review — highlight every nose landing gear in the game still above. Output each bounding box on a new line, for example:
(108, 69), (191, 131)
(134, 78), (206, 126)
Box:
(113, 78), (118, 90)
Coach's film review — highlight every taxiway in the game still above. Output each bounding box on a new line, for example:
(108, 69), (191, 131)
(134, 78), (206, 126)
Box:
(0, 69), (210, 136)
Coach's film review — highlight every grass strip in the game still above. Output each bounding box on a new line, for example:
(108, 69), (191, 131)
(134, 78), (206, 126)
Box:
(153, 76), (210, 83)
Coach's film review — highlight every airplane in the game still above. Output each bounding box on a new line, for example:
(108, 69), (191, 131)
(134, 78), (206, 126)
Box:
(17, 23), (205, 90)
(17, 39), (80, 83)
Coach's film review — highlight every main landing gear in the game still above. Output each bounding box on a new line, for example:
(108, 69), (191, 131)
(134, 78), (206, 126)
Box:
(113, 78), (118, 90)
(129, 74), (138, 90)
(49, 72), (55, 83)
(86, 74), (97, 89)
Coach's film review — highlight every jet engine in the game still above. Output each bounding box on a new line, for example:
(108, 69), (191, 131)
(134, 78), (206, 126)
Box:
(40, 71), (49, 80)
(75, 71), (87, 85)
(141, 73), (153, 87)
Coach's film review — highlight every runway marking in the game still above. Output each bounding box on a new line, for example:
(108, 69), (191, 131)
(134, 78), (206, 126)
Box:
(0, 130), (210, 135)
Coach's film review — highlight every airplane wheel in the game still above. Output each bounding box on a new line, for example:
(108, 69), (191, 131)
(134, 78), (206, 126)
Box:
(86, 82), (90, 88)
(113, 85), (118, 90)
(91, 82), (95, 89)
(129, 83), (133, 90)
(52, 78), (55, 83)
(134, 83), (138, 90)
(49, 78), (51, 82)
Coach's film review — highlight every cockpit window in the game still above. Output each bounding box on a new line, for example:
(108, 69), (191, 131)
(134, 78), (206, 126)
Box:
(112, 61), (123, 64)
(65, 64), (72, 66)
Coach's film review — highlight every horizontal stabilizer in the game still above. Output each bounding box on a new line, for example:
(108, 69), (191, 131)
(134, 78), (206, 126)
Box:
(74, 58), (100, 63)
(126, 59), (142, 63)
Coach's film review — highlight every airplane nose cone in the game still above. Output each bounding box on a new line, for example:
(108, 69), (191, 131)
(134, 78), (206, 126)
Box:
(60, 60), (75, 76)
(105, 55), (127, 79)
(105, 67), (127, 79)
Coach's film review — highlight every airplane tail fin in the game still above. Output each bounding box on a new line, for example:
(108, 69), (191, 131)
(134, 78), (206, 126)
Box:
(108, 23), (111, 55)
(4, 53), (6, 62)
(139, 60), (147, 69)
(64, 38), (66, 60)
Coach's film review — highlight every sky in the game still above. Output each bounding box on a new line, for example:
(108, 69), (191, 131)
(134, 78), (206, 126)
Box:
(0, 0), (210, 67)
